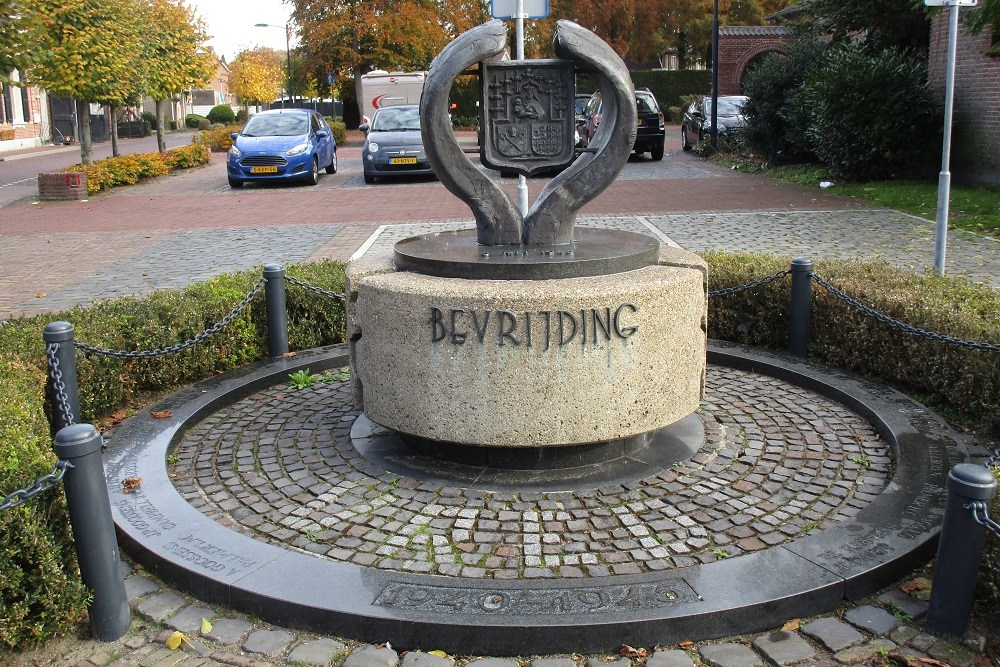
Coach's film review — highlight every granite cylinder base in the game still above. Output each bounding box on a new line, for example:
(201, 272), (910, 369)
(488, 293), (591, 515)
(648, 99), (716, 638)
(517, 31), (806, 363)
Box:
(347, 246), (707, 448)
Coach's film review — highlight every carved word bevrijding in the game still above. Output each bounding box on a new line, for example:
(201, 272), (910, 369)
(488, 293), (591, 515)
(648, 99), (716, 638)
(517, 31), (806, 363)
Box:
(429, 304), (638, 349)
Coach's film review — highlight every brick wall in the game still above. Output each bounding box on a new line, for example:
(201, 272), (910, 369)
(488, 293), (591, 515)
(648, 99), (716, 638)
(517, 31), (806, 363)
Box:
(38, 172), (88, 201)
(928, 12), (1000, 184)
(0, 81), (46, 146)
(718, 27), (795, 95)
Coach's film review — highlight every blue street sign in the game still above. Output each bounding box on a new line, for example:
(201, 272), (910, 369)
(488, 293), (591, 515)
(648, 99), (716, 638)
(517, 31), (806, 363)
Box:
(490, 0), (548, 19)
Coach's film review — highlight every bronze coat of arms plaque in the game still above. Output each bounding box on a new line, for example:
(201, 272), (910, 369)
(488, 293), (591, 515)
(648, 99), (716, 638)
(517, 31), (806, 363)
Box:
(480, 60), (576, 177)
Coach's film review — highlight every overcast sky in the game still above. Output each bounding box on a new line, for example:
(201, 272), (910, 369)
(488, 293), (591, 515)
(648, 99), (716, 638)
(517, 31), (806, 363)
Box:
(187, 0), (296, 62)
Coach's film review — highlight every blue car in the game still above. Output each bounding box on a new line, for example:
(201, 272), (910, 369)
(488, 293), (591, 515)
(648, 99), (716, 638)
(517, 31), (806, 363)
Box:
(227, 109), (337, 188)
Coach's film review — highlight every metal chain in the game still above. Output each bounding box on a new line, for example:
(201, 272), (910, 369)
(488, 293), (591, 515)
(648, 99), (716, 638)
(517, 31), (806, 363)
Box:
(708, 270), (789, 299)
(285, 275), (347, 303)
(46, 343), (76, 426)
(74, 278), (266, 359)
(0, 460), (73, 513)
(968, 501), (1000, 540)
(812, 273), (1000, 351)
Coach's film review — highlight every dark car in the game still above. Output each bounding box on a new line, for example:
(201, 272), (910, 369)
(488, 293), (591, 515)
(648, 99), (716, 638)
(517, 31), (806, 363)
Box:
(226, 109), (337, 188)
(681, 95), (748, 150)
(577, 88), (665, 160)
(360, 105), (434, 184)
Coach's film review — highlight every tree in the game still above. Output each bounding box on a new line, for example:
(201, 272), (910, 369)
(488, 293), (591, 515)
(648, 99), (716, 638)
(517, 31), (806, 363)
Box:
(802, 0), (931, 53)
(229, 47), (283, 110)
(0, 0), (22, 82)
(18, 0), (143, 164)
(143, 0), (213, 152)
(964, 0), (1000, 55)
(291, 0), (449, 115)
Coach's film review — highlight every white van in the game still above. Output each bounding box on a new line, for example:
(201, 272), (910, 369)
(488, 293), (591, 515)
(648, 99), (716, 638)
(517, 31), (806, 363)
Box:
(358, 71), (426, 123)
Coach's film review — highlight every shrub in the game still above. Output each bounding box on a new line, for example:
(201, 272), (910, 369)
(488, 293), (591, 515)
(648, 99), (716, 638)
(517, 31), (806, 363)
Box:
(141, 110), (157, 130)
(197, 118), (210, 131)
(740, 38), (830, 163)
(196, 124), (243, 152)
(235, 108), (248, 124)
(799, 42), (940, 181)
(327, 119), (347, 146)
(206, 104), (236, 125)
(161, 143), (211, 169)
(185, 114), (206, 129)
(65, 146), (209, 193)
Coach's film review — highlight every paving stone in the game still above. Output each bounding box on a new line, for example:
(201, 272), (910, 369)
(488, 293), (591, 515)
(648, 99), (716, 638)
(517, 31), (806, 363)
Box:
(843, 605), (901, 635)
(343, 643), (400, 667)
(646, 649), (695, 667)
(136, 592), (187, 623)
(530, 659), (576, 667)
(832, 639), (897, 664)
(909, 634), (938, 652)
(801, 618), (865, 652)
(125, 575), (160, 602)
(203, 617), (254, 644)
(287, 638), (348, 666)
(586, 658), (629, 667)
(699, 642), (763, 667)
(877, 589), (928, 620)
(164, 605), (214, 633)
(888, 626), (920, 646)
(242, 628), (295, 656)
(138, 648), (187, 667)
(752, 630), (816, 665)
(927, 640), (975, 667)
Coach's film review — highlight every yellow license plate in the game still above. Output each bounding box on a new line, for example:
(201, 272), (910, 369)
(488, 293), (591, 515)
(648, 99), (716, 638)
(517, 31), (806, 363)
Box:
(250, 166), (278, 173)
(390, 156), (417, 165)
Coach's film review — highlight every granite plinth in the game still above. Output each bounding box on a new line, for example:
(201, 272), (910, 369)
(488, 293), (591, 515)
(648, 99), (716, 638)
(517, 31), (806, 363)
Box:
(104, 342), (968, 656)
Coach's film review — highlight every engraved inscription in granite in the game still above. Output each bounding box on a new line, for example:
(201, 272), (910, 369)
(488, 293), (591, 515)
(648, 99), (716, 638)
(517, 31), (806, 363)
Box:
(375, 580), (700, 615)
(481, 60), (576, 176)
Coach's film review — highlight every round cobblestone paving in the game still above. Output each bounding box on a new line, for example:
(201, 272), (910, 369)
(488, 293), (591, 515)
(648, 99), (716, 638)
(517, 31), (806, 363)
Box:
(171, 365), (891, 580)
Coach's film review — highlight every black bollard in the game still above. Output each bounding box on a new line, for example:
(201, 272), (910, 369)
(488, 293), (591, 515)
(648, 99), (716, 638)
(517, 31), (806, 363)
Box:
(264, 264), (289, 358)
(43, 321), (80, 431)
(53, 424), (130, 641)
(925, 463), (998, 638)
(788, 257), (813, 358)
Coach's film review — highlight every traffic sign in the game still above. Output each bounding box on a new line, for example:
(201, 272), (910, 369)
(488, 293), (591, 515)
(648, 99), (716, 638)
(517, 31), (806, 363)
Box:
(490, 0), (548, 19)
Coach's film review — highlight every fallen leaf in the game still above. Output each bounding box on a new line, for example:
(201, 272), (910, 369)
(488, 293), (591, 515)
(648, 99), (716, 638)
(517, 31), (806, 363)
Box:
(150, 410), (172, 419)
(200, 618), (213, 634)
(427, 650), (448, 658)
(121, 477), (143, 493)
(679, 641), (694, 649)
(35, 292), (47, 298)
(900, 578), (932, 594)
(165, 631), (193, 650)
(619, 645), (649, 659)
(781, 619), (801, 632)
(281, 351), (298, 358)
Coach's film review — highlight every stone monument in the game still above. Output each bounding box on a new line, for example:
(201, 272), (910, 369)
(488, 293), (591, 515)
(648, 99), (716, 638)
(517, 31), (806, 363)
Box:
(347, 20), (707, 462)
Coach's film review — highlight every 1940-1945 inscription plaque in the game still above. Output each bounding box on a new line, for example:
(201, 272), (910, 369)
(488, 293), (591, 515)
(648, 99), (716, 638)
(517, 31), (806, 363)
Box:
(480, 60), (576, 177)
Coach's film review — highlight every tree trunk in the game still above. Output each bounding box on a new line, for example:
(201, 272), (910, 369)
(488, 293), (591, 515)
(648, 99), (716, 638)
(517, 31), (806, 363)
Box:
(155, 99), (166, 153)
(76, 99), (93, 166)
(110, 104), (120, 157)
(677, 31), (689, 70)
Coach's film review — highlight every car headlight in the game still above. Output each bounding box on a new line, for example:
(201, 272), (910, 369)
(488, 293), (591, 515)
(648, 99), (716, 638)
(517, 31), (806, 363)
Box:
(286, 142), (309, 156)
(366, 142), (379, 153)
(228, 145), (242, 158)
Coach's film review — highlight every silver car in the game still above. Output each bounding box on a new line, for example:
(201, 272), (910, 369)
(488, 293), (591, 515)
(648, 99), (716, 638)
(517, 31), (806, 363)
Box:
(360, 105), (435, 184)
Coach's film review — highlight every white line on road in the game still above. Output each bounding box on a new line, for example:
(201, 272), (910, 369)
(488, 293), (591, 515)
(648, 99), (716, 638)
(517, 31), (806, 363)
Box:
(0, 177), (35, 189)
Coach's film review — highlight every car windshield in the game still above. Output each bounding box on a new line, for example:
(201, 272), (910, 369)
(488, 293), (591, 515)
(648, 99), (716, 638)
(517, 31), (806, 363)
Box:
(707, 97), (748, 116)
(372, 106), (421, 132)
(636, 95), (658, 113)
(241, 114), (308, 137)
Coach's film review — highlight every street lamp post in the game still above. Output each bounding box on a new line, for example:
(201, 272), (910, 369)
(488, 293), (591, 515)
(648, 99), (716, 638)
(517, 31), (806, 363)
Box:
(710, 0), (719, 150)
(255, 21), (293, 106)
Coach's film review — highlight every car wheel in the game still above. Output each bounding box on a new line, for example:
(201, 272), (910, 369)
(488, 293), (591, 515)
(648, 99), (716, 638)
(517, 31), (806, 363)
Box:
(305, 157), (319, 185)
(364, 172), (376, 184)
(681, 128), (691, 151)
(325, 152), (337, 174)
(228, 177), (243, 188)
(651, 143), (664, 161)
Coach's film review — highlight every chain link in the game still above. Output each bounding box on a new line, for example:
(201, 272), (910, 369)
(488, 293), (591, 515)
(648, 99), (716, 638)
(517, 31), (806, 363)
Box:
(968, 501), (1000, 540)
(74, 278), (266, 359)
(46, 343), (76, 426)
(708, 270), (790, 299)
(811, 273), (1000, 351)
(285, 275), (347, 303)
(0, 460), (73, 513)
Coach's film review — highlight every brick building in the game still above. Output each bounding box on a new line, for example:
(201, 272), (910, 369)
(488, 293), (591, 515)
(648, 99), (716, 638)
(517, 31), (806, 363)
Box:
(1, 70), (51, 150)
(928, 11), (1000, 185)
(717, 25), (796, 95)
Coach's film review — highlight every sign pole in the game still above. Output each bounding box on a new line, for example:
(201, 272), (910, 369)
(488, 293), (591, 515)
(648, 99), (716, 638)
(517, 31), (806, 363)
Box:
(515, 0), (529, 216)
(925, 0), (977, 275)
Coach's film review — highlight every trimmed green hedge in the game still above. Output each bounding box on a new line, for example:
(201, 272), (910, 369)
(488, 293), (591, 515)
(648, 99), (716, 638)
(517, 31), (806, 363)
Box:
(2, 253), (998, 648)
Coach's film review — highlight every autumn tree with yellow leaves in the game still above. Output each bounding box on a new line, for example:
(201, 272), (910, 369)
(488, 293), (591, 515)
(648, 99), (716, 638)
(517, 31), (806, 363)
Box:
(229, 47), (284, 111)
